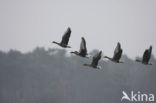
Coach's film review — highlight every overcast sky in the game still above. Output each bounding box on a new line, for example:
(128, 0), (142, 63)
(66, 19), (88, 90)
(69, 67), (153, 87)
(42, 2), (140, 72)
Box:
(0, 0), (156, 59)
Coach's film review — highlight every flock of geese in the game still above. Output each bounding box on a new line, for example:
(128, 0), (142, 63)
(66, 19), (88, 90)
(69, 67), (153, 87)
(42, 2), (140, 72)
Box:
(52, 27), (153, 69)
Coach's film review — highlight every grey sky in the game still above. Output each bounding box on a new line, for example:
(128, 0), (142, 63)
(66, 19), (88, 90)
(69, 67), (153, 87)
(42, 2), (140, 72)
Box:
(0, 0), (156, 59)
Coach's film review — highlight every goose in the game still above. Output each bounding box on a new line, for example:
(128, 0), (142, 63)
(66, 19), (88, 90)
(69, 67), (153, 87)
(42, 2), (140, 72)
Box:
(52, 27), (71, 48)
(104, 42), (123, 63)
(70, 37), (89, 58)
(136, 46), (152, 65)
(83, 51), (102, 69)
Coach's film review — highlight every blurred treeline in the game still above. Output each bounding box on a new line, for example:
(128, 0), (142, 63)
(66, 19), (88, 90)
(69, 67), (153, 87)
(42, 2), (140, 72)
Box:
(0, 47), (156, 103)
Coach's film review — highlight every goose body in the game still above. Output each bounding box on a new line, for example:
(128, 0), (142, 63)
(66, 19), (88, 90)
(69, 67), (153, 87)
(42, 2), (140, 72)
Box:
(84, 51), (102, 69)
(52, 27), (71, 48)
(71, 37), (88, 57)
(104, 42), (123, 63)
(136, 46), (152, 65)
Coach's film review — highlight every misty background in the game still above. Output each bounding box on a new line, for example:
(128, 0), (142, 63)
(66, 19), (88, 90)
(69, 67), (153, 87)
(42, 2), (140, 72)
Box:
(0, 0), (156, 59)
(0, 48), (156, 103)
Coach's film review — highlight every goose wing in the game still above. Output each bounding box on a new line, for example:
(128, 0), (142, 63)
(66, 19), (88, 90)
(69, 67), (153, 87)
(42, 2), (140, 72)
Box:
(79, 37), (87, 56)
(147, 46), (152, 61)
(113, 42), (122, 61)
(91, 51), (102, 66)
(143, 49), (149, 63)
(61, 27), (71, 45)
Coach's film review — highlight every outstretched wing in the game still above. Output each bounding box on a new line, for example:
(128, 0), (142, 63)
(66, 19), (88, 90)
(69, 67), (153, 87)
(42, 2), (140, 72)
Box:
(143, 49), (149, 63)
(147, 46), (152, 61)
(113, 42), (122, 61)
(91, 51), (102, 66)
(143, 46), (152, 63)
(79, 37), (87, 56)
(61, 27), (71, 45)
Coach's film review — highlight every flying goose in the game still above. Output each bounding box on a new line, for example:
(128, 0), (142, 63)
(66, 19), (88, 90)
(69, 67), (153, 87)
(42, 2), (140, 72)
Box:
(83, 51), (102, 69)
(71, 37), (89, 58)
(136, 46), (152, 65)
(104, 42), (123, 63)
(52, 27), (71, 48)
